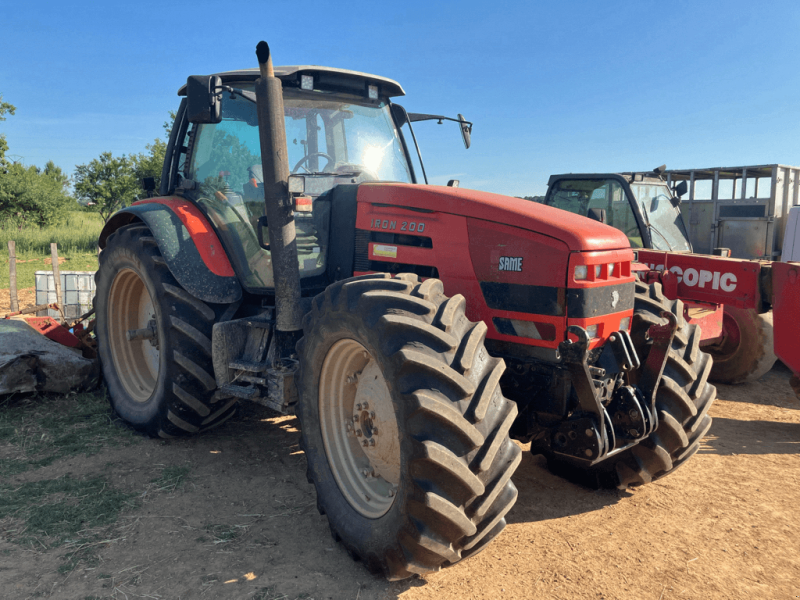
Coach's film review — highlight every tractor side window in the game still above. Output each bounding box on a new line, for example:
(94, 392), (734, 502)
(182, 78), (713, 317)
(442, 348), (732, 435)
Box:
(186, 94), (328, 290)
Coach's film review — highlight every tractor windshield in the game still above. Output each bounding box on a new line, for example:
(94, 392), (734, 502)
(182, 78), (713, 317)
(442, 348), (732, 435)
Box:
(185, 88), (412, 290)
(630, 184), (691, 252)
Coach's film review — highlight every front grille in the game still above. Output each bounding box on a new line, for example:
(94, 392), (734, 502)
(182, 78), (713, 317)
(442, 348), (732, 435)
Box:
(354, 229), (370, 271)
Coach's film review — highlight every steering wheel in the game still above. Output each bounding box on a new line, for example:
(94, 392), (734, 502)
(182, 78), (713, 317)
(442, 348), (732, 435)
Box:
(292, 152), (333, 173)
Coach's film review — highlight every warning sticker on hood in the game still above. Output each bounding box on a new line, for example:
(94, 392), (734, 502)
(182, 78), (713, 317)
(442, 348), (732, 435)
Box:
(373, 244), (398, 258)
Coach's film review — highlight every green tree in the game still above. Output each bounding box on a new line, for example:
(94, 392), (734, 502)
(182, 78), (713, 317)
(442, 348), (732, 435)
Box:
(132, 137), (166, 194)
(42, 160), (70, 191)
(73, 152), (139, 222)
(0, 163), (73, 226)
(131, 111), (175, 195)
(0, 94), (17, 173)
(0, 96), (73, 226)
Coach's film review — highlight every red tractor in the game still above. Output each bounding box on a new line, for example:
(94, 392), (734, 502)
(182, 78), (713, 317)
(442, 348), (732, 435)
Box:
(94, 43), (716, 580)
(543, 171), (800, 392)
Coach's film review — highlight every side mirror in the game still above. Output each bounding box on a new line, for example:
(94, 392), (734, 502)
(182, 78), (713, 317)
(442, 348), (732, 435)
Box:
(457, 114), (471, 149)
(186, 75), (222, 124)
(141, 177), (156, 197)
(674, 180), (688, 198)
(587, 208), (607, 224)
(390, 103), (409, 128)
(256, 215), (270, 251)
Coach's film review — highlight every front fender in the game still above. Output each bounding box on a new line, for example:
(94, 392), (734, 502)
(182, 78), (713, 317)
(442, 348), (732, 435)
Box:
(99, 198), (242, 304)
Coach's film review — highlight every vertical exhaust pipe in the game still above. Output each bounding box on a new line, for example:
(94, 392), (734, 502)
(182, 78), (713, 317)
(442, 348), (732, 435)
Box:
(254, 41), (303, 355)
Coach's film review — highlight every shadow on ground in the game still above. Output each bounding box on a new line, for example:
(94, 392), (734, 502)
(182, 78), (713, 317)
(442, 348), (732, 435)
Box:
(699, 417), (800, 456)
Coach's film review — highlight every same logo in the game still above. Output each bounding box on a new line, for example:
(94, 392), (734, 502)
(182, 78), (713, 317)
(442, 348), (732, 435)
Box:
(498, 256), (523, 272)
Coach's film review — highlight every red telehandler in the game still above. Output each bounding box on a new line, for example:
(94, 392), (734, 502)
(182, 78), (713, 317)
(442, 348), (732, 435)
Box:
(543, 171), (800, 395)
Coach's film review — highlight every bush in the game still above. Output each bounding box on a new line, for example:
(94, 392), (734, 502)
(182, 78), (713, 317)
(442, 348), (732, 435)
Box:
(0, 163), (74, 227)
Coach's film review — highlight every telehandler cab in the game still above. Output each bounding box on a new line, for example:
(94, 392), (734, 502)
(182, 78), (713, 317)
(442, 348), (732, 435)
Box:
(543, 170), (800, 391)
(94, 43), (716, 580)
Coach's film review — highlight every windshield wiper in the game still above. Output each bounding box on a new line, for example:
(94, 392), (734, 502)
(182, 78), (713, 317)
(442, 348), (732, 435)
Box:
(306, 169), (364, 177)
(639, 200), (674, 251)
(219, 86), (256, 103)
(647, 224), (674, 251)
(300, 171), (362, 177)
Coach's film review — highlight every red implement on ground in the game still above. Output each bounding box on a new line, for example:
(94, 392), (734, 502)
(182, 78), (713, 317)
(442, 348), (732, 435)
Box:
(3, 303), (97, 358)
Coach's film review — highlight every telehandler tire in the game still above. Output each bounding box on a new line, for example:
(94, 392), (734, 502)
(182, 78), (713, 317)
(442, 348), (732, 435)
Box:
(706, 306), (776, 384)
(791, 374), (800, 400)
(95, 223), (237, 438)
(296, 274), (521, 580)
(547, 280), (716, 489)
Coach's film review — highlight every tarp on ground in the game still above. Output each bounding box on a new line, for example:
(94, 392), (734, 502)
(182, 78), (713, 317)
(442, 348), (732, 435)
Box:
(0, 319), (99, 395)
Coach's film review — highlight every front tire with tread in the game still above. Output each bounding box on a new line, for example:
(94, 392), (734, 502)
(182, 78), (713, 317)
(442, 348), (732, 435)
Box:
(296, 274), (521, 580)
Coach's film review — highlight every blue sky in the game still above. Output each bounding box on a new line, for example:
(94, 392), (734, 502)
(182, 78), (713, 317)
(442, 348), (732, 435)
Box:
(2, 0), (799, 197)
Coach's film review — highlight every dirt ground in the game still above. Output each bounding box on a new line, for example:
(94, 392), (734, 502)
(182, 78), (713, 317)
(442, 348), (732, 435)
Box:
(1, 362), (799, 599)
(1, 287), (37, 315)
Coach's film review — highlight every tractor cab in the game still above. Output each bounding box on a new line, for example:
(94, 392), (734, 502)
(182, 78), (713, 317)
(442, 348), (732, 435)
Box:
(161, 66), (468, 294)
(543, 172), (692, 252)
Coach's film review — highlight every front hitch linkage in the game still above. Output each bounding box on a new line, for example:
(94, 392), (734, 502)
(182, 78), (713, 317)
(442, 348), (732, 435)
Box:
(554, 314), (678, 466)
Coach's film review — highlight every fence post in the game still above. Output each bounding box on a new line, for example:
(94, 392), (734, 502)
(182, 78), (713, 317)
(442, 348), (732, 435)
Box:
(8, 240), (18, 313)
(50, 242), (65, 321)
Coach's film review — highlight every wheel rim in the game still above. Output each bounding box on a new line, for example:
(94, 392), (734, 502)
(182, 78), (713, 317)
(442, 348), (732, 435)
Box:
(107, 268), (160, 402)
(706, 310), (742, 364)
(319, 339), (400, 518)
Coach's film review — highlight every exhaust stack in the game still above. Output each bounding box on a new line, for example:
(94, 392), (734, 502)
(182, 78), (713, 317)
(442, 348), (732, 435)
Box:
(254, 41), (303, 354)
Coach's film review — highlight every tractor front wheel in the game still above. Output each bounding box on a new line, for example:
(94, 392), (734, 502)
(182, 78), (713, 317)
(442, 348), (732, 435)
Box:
(296, 274), (521, 580)
(95, 223), (237, 437)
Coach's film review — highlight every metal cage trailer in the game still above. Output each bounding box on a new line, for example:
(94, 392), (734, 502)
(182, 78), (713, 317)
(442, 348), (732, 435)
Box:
(664, 164), (800, 260)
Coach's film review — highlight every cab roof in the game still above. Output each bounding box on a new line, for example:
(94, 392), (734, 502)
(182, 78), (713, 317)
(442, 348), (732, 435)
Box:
(548, 172), (666, 186)
(177, 66), (405, 98)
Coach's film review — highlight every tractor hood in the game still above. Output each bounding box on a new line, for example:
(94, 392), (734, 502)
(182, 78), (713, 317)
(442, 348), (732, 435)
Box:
(356, 183), (630, 252)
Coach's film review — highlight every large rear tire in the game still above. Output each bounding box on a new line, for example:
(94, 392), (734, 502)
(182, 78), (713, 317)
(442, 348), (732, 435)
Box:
(95, 224), (237, 438)
(705, 306), (776, 384)
(547, 281), (716, 489)
(296, 274), (521, 580)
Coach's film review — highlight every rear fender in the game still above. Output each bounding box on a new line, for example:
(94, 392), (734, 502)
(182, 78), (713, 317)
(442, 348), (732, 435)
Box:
(99, 198), (242, 304)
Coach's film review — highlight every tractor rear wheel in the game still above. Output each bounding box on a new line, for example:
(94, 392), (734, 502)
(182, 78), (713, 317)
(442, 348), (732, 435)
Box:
(547, 280), (716, 489)
(296, 274), (521, 580)
(95, 223), (237, 437)
(705, 306), (776, 384)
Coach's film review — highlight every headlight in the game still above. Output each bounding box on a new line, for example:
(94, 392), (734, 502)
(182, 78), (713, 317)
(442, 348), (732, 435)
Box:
(619, 316), (630, 330)
(585, 324), (598, 339)
(575, 265), (588, 280)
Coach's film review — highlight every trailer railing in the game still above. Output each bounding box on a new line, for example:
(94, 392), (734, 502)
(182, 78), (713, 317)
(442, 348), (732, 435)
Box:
(665, 164), (800, 260)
